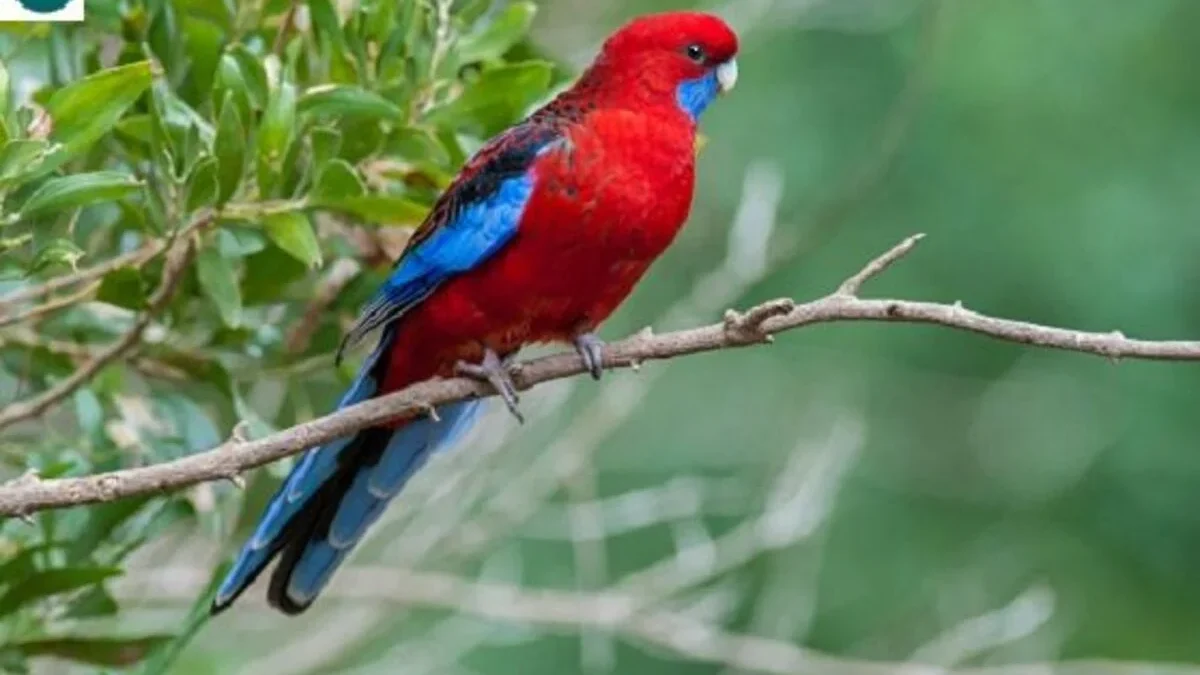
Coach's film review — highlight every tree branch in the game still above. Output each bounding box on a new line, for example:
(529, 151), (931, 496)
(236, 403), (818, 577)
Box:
(0, 280), (101, 330)
(0, 240), (165, 317)
(0, 214), (210, 434)
(3, 233), (1200, 517)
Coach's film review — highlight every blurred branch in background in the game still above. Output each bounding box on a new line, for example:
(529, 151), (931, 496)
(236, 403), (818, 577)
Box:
(783, 0), (945, 260)
(0, 239), (166, 319)
(283, 257), (361, 354)
(122, 569), (1200, 675)
(0, 213), (209, 432)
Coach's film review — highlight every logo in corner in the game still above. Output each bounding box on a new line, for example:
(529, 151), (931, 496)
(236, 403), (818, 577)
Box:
(19, 0), (71, 11)
(1, 0), (82, 21)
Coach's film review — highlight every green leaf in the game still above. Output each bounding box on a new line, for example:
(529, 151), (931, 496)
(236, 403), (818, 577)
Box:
(227, 46), (268, 109)
(0, 58), (10, 119)
(0, 547), (45, 595)
(312, 159), (365, 200)
(213, 92), (246, 205)
(152, 82), (215, 147)
(297, 84), (404, 121)
(258, 70), (297, 197)
(28, 239), (85, 274)
(17, 635), (174, 668)
(114, 114), (154, 154)
(337, 120), (385, 163)
(387, 126), (449, 166)
(67, 495), (154, 562)
(280, 130), (307, 197)
(0, 233), (31, 253)
(0, 648), (26, 674)
(361, 0), (396, 44)
(310, 126), (342, 168)
(457, 2), (537, 64)
(216, 225), (266, 258)
(196, 246), (242, 327)
(180, 16), (224, 97)
(306, 0), (345, 51)
(147, 84), (183, 180)
(455, 0), (492, 26)
(427, 61), (552, 137)
(263, 210), (322, 268)
(63, 585), (120, 619)
(73, 387), (104, 438)
(117, 200), (155, 235)
(20, 171), (142, 219)
(305, 0), (356, 83)
(0, 567), (122, 616)
(176, 0), (234, 30)
(43, 61), (154, 173)
(214, 54), (253, 125)
(147, 0), (183, 80)
(136, 562), (228, 675)
(312, 194), (427, 226)
(185, 155), (218, 212)
(241, 245), (306, 304)
(0, 139), (50, 185)
(233, 387), (277, 437)
(260, 76), (297, 163)
(96, 267), (150, 310)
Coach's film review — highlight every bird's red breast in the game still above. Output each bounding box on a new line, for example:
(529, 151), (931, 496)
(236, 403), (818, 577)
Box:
(381, 107), (696, 392)
(379, 11), (738, 394)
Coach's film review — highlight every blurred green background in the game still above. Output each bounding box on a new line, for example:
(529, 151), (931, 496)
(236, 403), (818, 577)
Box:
(5, 0), (1200, 672)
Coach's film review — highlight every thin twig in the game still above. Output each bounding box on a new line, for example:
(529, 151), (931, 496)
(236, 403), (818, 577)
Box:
(0, 242), (163, 315)
(414, 0), (455, 115)
(0, 281), (101, 330)
(4, 234), (1200, 516)
(284, 258), (361, 354)
(836, 233), (926, 297)
(271, 1), (299, 55)
(0, 331), (183, 381)
(0, 214), (210, 434)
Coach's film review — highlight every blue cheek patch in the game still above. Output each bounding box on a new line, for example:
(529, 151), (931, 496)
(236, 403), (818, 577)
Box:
(676, 70), (720, 120)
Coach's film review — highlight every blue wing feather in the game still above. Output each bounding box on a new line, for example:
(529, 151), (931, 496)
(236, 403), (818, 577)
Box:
(336, 124), (562, 361)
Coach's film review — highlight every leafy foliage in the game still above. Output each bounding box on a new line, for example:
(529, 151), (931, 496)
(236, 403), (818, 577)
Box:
(8, 0), (1200, 673)
(0, 0), (554, 670)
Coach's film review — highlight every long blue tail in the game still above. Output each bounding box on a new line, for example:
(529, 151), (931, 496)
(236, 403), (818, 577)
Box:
(210, 332), (483, 614)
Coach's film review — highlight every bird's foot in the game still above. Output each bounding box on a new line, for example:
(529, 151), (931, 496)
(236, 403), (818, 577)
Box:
(573, 332), (606, 381)
(456, 348), (524, 424)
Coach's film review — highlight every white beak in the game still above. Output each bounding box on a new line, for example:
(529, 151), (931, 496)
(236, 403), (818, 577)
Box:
(716, 58), (738, 93)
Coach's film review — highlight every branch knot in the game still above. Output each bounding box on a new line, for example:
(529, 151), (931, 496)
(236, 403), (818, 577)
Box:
(723, 299), (794, 344)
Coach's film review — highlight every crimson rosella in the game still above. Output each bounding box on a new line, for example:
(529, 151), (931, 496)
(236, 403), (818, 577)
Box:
(212, 10), (739, 615)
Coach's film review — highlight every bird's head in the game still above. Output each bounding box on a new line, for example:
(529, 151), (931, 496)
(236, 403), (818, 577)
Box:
(588, 12), (739, 121)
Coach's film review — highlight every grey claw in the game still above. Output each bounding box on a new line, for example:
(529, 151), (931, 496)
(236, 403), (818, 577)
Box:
(573, 332), (606, 380)
(456, 349), (524, 423)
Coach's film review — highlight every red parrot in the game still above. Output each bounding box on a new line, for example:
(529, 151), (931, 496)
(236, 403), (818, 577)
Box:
(212, 10), (739, 614)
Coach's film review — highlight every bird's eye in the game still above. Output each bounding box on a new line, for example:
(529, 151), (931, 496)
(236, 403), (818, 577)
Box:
(685, 43), (706, 63)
